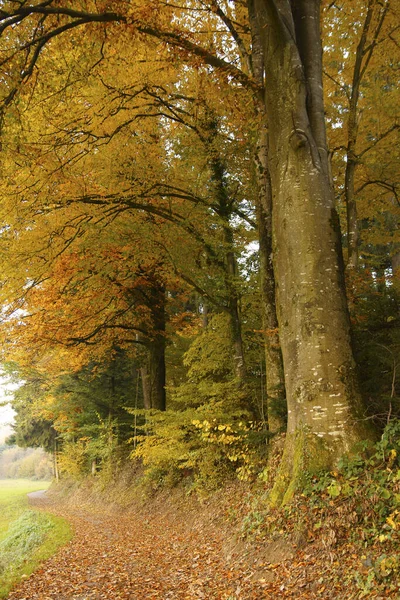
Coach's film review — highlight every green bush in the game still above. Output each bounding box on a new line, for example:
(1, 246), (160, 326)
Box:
(129, 313), (269, 494)
(130, 403), (268, 493)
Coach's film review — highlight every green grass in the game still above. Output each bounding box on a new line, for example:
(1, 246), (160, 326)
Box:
(0, 479), (72, 598)
(0, 479), (50, 537)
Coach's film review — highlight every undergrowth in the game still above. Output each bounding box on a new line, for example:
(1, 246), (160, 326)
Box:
(129, 404), (268, 495)
(235, 420), (400, 597)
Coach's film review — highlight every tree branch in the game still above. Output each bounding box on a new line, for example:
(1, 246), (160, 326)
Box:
(358, 124), (399, 158)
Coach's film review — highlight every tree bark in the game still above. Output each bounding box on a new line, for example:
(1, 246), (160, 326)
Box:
(255, 123), (286, 432)
(141, 338), (166, 411)
(140, 276), (167, 411)
(253, 0), (374, 503)
(249, 0), (286, 432)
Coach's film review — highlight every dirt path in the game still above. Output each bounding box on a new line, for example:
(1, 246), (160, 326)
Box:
(7, 492), (394, 599)
(26, 490), (48, 500)
(7, 494), (271, 600)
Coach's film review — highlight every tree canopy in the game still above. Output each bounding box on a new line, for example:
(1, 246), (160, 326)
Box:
(0, 0), (398, 502)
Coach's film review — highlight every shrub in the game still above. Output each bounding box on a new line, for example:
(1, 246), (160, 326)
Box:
(130, 404), (268, 493)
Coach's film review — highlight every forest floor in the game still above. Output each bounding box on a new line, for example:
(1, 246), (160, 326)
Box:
(5, 480), (399, 600)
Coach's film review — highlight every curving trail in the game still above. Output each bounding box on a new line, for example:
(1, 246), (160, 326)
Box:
(7, 494), (269, 600)
(7, 493), (392, 599)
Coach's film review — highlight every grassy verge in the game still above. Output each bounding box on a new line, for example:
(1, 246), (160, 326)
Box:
(0, 479), (72, 598)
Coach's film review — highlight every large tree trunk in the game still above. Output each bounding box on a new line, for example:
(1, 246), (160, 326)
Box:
(253, 0), (374, 503)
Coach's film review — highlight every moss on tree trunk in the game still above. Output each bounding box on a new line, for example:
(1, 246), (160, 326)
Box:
(270, 429), (337, 506)
(251, 0), (376, 502)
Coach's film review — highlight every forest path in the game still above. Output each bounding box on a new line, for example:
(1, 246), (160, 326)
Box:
(6, 492), (277, 600)
(8, 491), (387, 600)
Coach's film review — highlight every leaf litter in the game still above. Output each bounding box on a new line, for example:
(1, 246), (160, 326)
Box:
(5, 489), (399, 599)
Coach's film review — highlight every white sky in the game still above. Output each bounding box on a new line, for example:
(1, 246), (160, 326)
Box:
(0, 403), (15, 425)
(0, 375), (16, 431)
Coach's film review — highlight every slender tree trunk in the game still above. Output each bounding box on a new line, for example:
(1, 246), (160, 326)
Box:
(249, 0), (286, 432)
(253, 0), (374, 503)
(342, 1), (389, 269)
(140, 275), (167, 411)
(255, 123), (286, 432)
(204, 118), (247, 381)
(225, 245), (247, 381)
(344, 160), (359, 270)
(344, 1), (374, 269)
(53, 438), (59, 482)
(201, 301), (209, 329)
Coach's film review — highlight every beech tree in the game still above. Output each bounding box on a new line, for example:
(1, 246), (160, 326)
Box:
(250, 1), (376, 501)
(0, 1), (389, 502)
(0, 24), (259, 405)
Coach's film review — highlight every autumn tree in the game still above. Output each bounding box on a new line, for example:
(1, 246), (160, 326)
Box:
(0, 1), (385, 502)
(322, 0), (400, 422)
(0, 0), (285, 436)
(249, 0), (378, 502)
(323, 0), (400, 273)
(0, 23), (261, 409)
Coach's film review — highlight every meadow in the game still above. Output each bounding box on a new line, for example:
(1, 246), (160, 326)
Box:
(0, 479), (72, 598)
